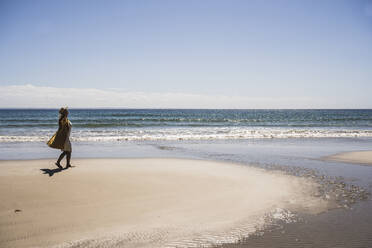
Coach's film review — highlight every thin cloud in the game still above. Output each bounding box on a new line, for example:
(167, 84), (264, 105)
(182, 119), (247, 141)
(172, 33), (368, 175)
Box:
(0, 84), (342, 109)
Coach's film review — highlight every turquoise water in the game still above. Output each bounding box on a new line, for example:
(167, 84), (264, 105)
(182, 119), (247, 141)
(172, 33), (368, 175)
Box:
(1, 109), (372, 142)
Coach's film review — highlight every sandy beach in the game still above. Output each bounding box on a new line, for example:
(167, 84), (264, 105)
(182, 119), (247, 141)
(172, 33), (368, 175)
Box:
(325, 151), (372, 166)
(0, 158), (332, 248)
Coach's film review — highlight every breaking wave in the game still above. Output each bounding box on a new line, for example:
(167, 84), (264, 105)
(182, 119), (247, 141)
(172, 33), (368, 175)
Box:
(1, 127), (372, 142)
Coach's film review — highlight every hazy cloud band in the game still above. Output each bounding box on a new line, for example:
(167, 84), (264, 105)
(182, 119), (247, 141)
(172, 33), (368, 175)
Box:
(0, 84), (355, 109)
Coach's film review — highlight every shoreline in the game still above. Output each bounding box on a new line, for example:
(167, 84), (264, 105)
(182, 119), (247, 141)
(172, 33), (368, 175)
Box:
(0, 158), (332, 248)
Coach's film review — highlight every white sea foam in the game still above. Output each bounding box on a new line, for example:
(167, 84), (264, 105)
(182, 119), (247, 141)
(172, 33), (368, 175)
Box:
(1, 127), (372, 142)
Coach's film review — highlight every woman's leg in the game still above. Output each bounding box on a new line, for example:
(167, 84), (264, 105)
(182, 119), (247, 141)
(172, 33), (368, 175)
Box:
(66, 151), (72, 168)
(56, 151), (66, 168)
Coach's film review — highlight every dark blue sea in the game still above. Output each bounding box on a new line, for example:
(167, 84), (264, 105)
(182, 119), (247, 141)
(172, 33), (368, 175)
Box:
(1, 109), (372, 143)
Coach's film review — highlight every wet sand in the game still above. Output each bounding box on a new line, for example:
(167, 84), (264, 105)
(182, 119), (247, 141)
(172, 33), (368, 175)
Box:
(220, 206), (372, 248)
(324, 150), (372, 165)
(0, 158), (332, 248)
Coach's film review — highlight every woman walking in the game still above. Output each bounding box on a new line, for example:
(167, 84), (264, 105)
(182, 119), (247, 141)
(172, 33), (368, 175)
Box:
(47, 107), (72, 169)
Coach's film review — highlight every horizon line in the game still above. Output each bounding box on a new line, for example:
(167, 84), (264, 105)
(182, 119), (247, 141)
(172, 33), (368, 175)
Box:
(1, 108), (371, 110)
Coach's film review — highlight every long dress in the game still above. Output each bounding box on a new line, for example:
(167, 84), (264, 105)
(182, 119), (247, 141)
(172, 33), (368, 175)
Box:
(47, 118), (72, 152)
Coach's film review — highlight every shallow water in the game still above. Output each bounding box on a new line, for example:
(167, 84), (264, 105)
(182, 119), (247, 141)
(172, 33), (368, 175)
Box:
(220, 201), (372, 248)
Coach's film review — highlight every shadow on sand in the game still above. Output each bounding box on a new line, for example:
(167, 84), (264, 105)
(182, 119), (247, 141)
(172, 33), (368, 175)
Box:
(40, 165), (75, 177)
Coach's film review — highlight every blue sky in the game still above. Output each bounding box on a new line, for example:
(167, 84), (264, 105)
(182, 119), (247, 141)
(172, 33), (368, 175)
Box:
(0, 0), (372, 108)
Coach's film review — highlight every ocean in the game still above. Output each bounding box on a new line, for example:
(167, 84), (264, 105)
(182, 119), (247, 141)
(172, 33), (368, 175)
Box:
(1, 109), (372, 143)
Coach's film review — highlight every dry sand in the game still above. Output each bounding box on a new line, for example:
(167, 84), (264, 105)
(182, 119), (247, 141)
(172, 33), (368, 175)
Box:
(0, 158), (332, 248)
(325, 151), (372, 166)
